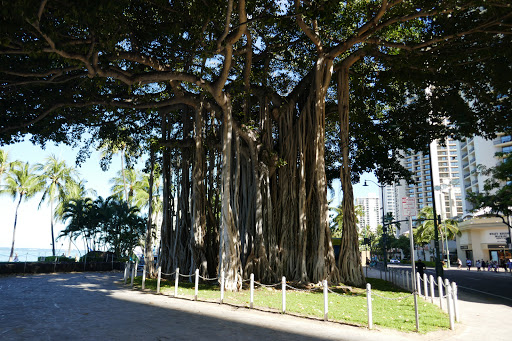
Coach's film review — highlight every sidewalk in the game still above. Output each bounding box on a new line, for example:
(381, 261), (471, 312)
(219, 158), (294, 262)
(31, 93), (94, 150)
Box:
(365, 267), (511, 341)
(0, 271), (510, 340)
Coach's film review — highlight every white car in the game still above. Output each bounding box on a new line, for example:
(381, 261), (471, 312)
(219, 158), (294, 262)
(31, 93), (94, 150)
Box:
(389, 259), (401, 264)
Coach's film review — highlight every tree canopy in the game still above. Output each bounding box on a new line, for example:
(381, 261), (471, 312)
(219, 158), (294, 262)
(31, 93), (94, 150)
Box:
(1, 0), (511, 288)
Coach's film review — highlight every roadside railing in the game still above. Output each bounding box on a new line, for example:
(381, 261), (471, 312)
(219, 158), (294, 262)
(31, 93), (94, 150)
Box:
(122, 262), (460, 332)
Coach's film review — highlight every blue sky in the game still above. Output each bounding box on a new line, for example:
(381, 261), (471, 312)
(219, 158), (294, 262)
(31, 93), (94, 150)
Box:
(0, 138), (121, 250)
(1, 138), (378, 250)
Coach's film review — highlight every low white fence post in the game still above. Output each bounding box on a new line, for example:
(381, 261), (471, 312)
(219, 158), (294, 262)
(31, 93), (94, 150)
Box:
(452, 282), (460, 322)
(156, 265), (161, 294)
(220, 270), (225, 304)
(423, 273), (428, 300)
(323, 280), (328, 321)
(406, 271), (410, 292)
(438, 276), (444, 310)
(130, 261), (137, 287)
(282, 276), (286, 313)
(447, 283), (455, 330)
(194, 269), (199, 301)
(416, 272), (422, 297)
(175, 268), (180, 297)
(142, 264), (146, 290)
(250, 273), (254, 309)
(402, 270), (406, 289)
(123, 262), (129, 284)
(429, 275), (435, 303)
(366, 283), (373, 330)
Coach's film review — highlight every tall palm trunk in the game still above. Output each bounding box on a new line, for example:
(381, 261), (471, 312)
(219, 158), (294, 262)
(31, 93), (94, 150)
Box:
(50, 195), (55, 256)
(8, 194), (23, 262)
(121, 148), (128, 202)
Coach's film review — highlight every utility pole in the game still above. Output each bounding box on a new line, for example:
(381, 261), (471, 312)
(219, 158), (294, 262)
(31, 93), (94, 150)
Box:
(428, 145), (444, 279)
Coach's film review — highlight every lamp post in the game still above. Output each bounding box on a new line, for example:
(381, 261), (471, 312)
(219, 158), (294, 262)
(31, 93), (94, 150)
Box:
(363, 180), (387, 271)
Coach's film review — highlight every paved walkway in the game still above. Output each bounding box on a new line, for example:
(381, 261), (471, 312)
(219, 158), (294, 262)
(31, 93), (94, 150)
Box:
(0, 271), (509, 340)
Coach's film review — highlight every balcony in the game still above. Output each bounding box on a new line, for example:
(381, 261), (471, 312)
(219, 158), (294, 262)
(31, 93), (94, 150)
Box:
(462, 162), (469, 168)
(463, 172), (470, 179)
(469, 158), (476, 164)
(494, 135), (512, 145)
(461, 152), (469, 159)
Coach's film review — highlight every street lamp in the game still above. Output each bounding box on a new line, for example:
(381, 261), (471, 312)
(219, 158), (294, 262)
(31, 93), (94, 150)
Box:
(363, 180), (387, 271)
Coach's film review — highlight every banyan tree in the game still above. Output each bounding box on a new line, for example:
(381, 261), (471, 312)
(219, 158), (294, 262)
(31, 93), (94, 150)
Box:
(1, 0), (510, 290)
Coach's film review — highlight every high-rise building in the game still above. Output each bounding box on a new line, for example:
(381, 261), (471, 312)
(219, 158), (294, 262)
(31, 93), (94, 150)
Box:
(383, 183), (400, 233)
(355, 193), (381, 233)
(396, 138), (464, 222)
(460, 134), (512, 214)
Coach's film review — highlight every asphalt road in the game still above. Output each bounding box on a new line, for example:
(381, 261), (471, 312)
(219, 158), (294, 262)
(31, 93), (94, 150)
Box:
(388, 264), (512, 305)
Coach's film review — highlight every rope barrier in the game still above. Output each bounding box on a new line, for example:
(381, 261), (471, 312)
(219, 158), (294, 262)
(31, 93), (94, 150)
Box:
(161, 271), (176, 276)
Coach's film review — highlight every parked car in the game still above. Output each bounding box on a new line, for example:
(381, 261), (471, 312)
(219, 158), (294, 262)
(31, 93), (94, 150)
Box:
(389, 259), (401, 264)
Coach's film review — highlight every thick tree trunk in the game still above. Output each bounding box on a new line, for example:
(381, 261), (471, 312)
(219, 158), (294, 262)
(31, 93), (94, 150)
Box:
(337, 67), (365, 287)
(219, 100), (243, 291)
(145, 146), (155, 277)
(192, 102), (208, 277)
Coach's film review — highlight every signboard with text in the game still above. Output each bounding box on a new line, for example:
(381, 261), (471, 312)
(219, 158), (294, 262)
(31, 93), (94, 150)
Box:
(402, 197), (417, 217)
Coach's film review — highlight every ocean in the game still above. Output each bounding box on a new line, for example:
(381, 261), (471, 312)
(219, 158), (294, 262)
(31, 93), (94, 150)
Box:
(0, 247), (86, 262)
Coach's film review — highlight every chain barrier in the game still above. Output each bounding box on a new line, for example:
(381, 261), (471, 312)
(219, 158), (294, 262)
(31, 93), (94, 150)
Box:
(254, 281), (281, 288)
(198, 275), (219, 281)
(372, 291), (415, 301)
(178, 273), (195, 278)
(327, 287), (347, 297)
(285, 283), (315, 293)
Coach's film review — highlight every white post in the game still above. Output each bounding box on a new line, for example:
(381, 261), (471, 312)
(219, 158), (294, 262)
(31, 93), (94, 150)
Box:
(423, 273), (428, 300)
(402, 270), (406, 289)
(220, 270), (225, 304)
(408, 215), (420, 332)
(250, 273), (254, 309)
(323, 280), (328, 321)
(444, 278), (451, 311)
(429, 275), (435, 303)
(452, 282), (460, 322)
(142, 264), (146, 290)
(123, 262), (129, 284)
(156, 265), (161, 293)
(175, 268), (180, 297)
(194, 269), (199, 301)
(406, 271), (410, 292)
(282, 276), (286, 313)
(438, 276), (444, 310)
(416, 272), (422, 297)
(130, 261), (137, 287)
(447, 284), (455, 330)
(366, 283), (373, 330)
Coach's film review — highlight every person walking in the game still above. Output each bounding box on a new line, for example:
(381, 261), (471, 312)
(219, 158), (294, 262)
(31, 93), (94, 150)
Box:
(476, 259), (481, 271)
(466, 258), (472, 271)
(416, 259), (426, 278)
(457, 258), (462, 269)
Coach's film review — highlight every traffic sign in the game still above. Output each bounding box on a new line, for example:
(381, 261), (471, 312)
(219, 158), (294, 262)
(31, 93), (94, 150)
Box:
(402, 197), (417, 217)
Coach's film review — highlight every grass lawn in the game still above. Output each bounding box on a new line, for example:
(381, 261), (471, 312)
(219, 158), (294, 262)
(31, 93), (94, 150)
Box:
(131, 276), (450, 333)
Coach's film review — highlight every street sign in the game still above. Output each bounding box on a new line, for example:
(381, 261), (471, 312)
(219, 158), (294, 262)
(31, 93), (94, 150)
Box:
(402, 197), (417, 217)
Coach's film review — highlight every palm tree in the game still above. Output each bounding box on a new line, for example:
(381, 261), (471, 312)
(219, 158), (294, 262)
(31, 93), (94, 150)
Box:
(1, 162), (43, 261)
(60, 197), (95, 252)
(0, 149), (10, 184)
(110, 168), (139, 206)
(415, 206), (460, 260)
(37, 154), (78, 256)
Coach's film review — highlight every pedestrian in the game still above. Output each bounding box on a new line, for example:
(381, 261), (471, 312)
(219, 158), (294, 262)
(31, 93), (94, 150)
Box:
(466, 258), (472, 271)
(476, 259), (481, 271)
(482, 260), (486, 270)
(457, 258), (462, 269)
(488, 261), (492, 271)
(507, 259), (512, 273)
(13, 253), (19, 262)
(416, 259), (426, 278)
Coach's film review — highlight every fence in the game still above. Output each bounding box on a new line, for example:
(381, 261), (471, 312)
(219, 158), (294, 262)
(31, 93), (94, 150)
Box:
(123, 262), (460, 332)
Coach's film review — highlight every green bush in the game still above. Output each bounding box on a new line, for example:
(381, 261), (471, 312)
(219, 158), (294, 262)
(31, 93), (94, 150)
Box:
(43, 256), (75, 263)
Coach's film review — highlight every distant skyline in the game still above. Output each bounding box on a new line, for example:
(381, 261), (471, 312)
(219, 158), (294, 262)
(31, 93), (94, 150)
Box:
(1, 137), (378, 250)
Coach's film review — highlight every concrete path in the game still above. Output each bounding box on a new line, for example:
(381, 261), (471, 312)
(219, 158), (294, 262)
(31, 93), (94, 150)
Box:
(0, 271), (509, 340)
